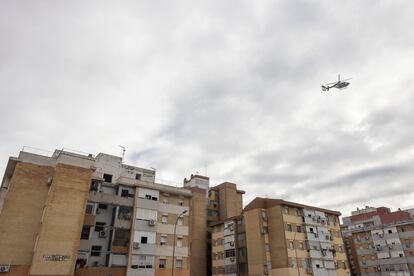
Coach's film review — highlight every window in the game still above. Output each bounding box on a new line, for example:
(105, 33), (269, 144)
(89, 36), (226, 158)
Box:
(137, 255), (154, 268)
(177, 237), (183, 247)
(289, 241), (294, 249)
(287, 224), (292, 231)
(103, 174), (113, 183)
(265, 244), (270, 252)
(85, 204), (94, 214)
(162, 214), (168, 224)
(225, 249), (236, 258)
(121, 189), (129, 197)
(299, 241), (304, 250)
(91, 245), (102, 256)
(81, 226), (91, 240)
(176, 259), (183, 269)
(178, 217), (183, 226)
(141, 236), (148, 244)
(388, 229), (393, 234)
(309, 227), (314, 233)
(283, 206), (289, 214)
(136, 208), (158, 221)
(296, 225), (302, 232)
(160, 235), (167, 246)
(135, 174), (141, 180)
(159, 259), (166, 269)
(178, 199), (184, 206)
(95, 222), (105, 232)
(163, 198), (169, 204)
(98, 203), (107, 210)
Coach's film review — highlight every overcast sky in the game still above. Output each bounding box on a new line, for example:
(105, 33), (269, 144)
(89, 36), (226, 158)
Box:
(1, 1), (414, 216)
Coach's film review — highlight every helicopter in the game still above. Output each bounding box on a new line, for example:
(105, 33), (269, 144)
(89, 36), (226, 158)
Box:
(321, 75), (351, 91)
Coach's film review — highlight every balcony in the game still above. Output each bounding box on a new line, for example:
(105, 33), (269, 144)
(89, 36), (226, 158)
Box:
(89, 191), (133, 206)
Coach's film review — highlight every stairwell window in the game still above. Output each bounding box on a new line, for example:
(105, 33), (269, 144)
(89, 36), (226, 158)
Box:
(159, 259), (166, 269)
(162, 214), (168, 224)
(177, 237), (183, 247)
(160, 235), (167, 246)
(176, 259), (183, 269)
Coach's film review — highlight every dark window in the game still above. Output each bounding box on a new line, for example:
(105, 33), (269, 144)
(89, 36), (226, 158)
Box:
(98, 204), (107, 210)
(388, 230), (392, 234)
(135, 174), (141, 180)
(95, 222), (105, 232)
(81, 226), (91, 240)
(141, 236), (148, 244)
(145, 195), (152, 200)
(121, 189), (129, 197)
(85, 204), (93, 214)
(90, 180), (99, 191)
(225, 249), (235, 258)
(103, 174), (113, 183)
(297, 225), (302, 232)
(91, 245), (102, 256)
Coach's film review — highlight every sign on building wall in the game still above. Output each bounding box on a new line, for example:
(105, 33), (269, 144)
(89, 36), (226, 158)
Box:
(43, 255), (70, 262)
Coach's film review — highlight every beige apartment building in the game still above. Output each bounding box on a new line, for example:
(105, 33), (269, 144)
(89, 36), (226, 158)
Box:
(241, 197), (350, 276)
(211, 215), (248, 276)
(183, 175), (246, 276)
(0, 149), (193, 276)
(0, 148), (247, 276)
(341, 206), (414, 276)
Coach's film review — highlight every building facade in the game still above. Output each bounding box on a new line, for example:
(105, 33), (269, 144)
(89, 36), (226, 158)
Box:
(243, 198), (350, 276)
(342, 206), (414, 276)
(0, 149), (191, 276)
(211, 216), (248, 276)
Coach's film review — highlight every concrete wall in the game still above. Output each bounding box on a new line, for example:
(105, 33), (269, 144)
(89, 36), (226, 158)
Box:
(29, 163), (92, 276)
(187, 187), (207, 276)
(0, 162), (53, 265)
(245, 208), (267, 276)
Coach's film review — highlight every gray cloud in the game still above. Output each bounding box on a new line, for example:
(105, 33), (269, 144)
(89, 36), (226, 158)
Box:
(1, 0), (414, 216)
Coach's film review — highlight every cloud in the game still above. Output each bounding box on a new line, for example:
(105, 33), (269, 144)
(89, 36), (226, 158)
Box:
(1, 0), (414, 216)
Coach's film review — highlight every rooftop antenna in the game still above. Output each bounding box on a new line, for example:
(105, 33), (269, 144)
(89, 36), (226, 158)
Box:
(118, 145), (126, 162)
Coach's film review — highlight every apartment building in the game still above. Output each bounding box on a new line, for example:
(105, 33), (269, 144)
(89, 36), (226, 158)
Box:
(0, 149), (191, 276)
(243, 197), (350, 276)
(211, 215), (248, 276)
(182, 175), (245, 276)
(341, 206), (414, 276)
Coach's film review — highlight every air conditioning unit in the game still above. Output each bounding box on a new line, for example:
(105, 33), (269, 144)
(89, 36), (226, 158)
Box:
(379, 233), (384, 238)
(47, 176), (53, 185)
(148, 219), (156, 226)
(365, 236), (370, 240)
(96, 208), (101, 214)
(230, 241), (234, 247)
(322, 250), (327, 256)
(0, 265), (10, 273)
(99, 230), (107, 238)
(230, 257), (235, 262)
(388, 245), (393, 249)
(133, 242), (140, 249)
(325, 235), (330, 240)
